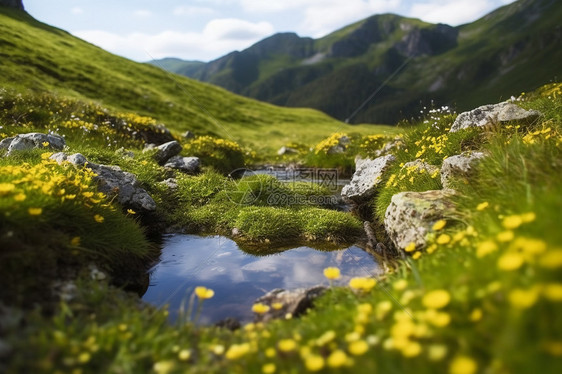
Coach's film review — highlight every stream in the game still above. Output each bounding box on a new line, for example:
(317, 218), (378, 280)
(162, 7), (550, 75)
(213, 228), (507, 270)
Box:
(142, 235), (379, 324)
(142, 167), (378, 325)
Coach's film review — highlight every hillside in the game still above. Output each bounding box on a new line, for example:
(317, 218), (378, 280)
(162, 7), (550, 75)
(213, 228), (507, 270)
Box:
(153, 0), (562, 124)
(0, 6), (390, 153)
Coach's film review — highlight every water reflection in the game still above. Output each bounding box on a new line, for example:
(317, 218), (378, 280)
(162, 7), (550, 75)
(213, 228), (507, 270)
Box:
(142, 234), (379, 325)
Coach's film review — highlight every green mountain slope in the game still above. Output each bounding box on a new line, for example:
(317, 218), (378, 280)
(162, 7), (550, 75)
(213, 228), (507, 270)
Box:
(153, 0), (562, 124)
(0, 7), (389, 153)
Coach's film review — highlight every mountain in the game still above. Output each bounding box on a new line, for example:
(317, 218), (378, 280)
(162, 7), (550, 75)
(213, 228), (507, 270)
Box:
(151, 0), (562, 124)
(0, 6), (387, 153)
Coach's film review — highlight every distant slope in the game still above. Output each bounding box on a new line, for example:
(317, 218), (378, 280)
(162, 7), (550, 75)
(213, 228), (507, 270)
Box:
(0, 7), (389, 153)
(155, 0), (562, 124)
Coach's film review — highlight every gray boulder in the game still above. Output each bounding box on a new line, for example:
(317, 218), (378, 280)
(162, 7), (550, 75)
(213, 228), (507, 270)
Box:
(384, 189), (456, 252)
(153, 140), (182, 165)
(1, 133), (66, 156)
(327, 135), (351, 154)
(450, 102), (541, 132)
(164, 156), (200, 174)
(253, 286), (326, 323)
(277, 146), (298, 156)
(376, 137), (404, 157)
(441, 152), (486, 189)
(402, 159), (439, 175)
(183, 130), (195, 139)
(50, 153), (156, 213)
(342, 154), (396, 203)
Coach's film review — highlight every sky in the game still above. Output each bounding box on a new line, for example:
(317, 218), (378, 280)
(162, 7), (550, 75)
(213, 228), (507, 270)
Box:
(24, 0), (517, 62)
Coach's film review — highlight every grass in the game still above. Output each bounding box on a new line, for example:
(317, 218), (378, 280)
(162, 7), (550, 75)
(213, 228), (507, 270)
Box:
(0, 7), (391, 155)
(2, 82), (562, 373)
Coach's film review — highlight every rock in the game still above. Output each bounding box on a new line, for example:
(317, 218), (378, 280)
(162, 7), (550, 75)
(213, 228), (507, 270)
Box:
(327, 135), (351, 155)
(183, 130), (195, 139)
(153, 141), (182, 165)
(384, 189), (456, 252)
(0, 137), (14, 150)
(159, 178), (179, 190)
(215, 317), (241, 331)
(441, 152), (486, 189)
(342, 154), (396, 203)
(364, 221), (378, 249)
(450, 102), (541, 132)
(376, 137), (404, 157)
(277, 146), (298, 156)
(50, 153), (156, 213)
(164, 156), (200, 174)
(2, 133), (66, 156)
(402, 159), (440, 175)
(253, 286), (327, 323)
(231, 227), (240, 236)
(136, 124), (175, 145)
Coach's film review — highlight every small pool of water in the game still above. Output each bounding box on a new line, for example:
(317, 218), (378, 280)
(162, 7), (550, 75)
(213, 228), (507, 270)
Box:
(142, 235), (379, 325)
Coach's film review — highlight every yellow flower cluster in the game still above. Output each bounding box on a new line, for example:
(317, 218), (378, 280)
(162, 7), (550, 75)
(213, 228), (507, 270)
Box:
(314, 133), (348, 155)
(359, 135), (388, 157)
(0, 158), (110, 221)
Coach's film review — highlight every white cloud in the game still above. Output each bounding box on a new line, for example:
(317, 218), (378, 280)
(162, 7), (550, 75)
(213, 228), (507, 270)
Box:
(74, 18), (275, 62)
(300, 0), (402, 37)
(71, 7), (83, 15)
(133, 10), (152, 18)
(173, 6), (214, 16)
(408, 0), (496, 26)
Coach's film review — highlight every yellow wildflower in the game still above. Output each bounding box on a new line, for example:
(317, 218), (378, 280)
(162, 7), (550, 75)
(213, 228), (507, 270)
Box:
(94, 214), (104, 223)
(327, 350), (349, 368)
(304, 355), (325, 372)
(323, 267), (340, 280)
(539, 250), (562, 268)
(428, 344), (448, 361)
(432, 220), (447, 231)
(497, 253), (524, 271)
(476, 240), (498, 258)
(449, 356), (477, 374)
(316, 330), (336, 346)
(262, 363), (276, 374)
(469, 308), (482, 322)
(476, 202), (489, 211)
(509, 288), (539, 309)
(252, 303), (270, 314)
(272, 302), (283, 310)
(497, 230), (514, 242)
(422, 290), (451, 309)
(348, 340), (369, 356)
(543, 283), (562, 302)
(393, 279), (408, 291)
(225, 343), (250, 360)
(14, 193), (26, 202)
(178, 349), (191, 361)
(0, 183), (15, 195)
(127, 209), (136, 215)
(405, 242), (417, 252)
(70, 237), (81, 246)
(437, 234), (451, 245)
(349, 277), (377, 292)
(402, 341), (422, 357)
(502, 215), (523, 229)
(278, 339), (297, 352)
(194, 286), (214, 300)
(28, 207), (43, 216)
(412, 252), (422, 260)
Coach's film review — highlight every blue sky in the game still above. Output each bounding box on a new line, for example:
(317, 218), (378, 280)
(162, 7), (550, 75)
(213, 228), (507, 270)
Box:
(24, 0), (517, 62)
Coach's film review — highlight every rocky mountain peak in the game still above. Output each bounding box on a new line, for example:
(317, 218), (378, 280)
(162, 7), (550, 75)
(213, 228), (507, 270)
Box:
(0, 0), (24, 10)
